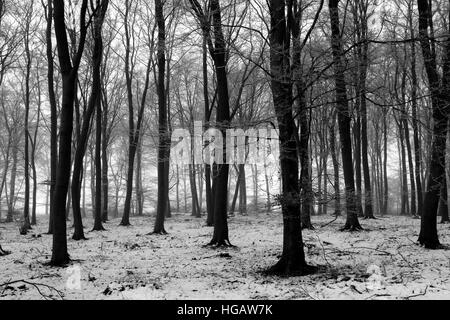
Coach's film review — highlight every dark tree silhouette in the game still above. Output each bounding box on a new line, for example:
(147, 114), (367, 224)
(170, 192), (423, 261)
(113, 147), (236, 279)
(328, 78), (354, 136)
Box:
(51, 0), (89, 266)
(266, 0), (315, 275)
(153, 0), (169, 234)
(328, 0), (362, 231)
(417, 0), (450, 248)
(189, 0), (232, 246)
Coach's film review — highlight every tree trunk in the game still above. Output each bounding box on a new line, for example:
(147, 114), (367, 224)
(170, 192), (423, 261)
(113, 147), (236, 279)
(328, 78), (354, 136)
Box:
(383, 108), (389, 214)
(329, 0), (362, 231)
(6, 141), (17, 222)
(330, 110), (341, 216)
(409, 3), (423, 217)
(189, 164), (200, 217)
(354, 110), (363, 217)
(417, 0), (449, 249)
(229, 167), (240, 216)
(121, 0), (150, 226)
(266, 0), (313, 275)
(135, 139), (143, 216)
(93, 1), (109, 231)
(153, 0), (170, 234)
(439, 176), (449, 223)
(22, 9), (32, 232)
(31, 64), (41, 226)
(176, 165), (180, 212)
(101, 87), (109, 222)
(252, 164), (258, 211)
(238, 164), (247, 215)
(398, 117), (409, 216)
(51, 0), (89, 266)
(264, 161), (271, 212)
(45, 0), (57, 235)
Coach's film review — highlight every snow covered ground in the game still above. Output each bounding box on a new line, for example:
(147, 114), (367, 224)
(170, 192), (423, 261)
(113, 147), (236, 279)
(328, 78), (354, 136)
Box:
(1, 212), (450, 300)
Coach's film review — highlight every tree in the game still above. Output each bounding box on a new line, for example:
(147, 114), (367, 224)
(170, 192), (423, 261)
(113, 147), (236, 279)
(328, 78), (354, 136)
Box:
(30, 61), (41, 226)
(189, 0), (232, 246)
(92, 0), (109, 232)
(352, 0), (375, 219)
(153, 0), (169, 234)
(51, 0), (89, 266)
(43, 0), (58, 235)
(120, 0), (153, 226)
(328, 0), (362, 231)
(407, 0), (423, 218)
(416, 0), (450, 248)
(20, 0), (35, 233)
(266, 0), (315, 275)
(290, 0), (324, 229)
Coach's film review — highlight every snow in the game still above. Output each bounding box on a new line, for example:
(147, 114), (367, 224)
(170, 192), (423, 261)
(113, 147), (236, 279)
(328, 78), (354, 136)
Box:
(1, 212), (450, 300)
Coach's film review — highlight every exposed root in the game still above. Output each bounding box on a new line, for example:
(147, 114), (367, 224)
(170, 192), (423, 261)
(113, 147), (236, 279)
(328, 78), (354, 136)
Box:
(72, 234), (87, 241)
(0, 245), (11, 256)
(340, 224), (363, 232)
(150, 229), (168, 235)
(364, 216), (377, 220)
(119, 222), (131, 227)
(48, 255), (71, 267)
(205, 239), (234, 248)
(264, 259), (318, 277)
(418, 239), (441, 250)
(91, 226), (106, 232)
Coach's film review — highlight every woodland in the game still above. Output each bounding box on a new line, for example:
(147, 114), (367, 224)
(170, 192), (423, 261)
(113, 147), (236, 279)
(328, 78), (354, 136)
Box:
(1, 0), (450, 300)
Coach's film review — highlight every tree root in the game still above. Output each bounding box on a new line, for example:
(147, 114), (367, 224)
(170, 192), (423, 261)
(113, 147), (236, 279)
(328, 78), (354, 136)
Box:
(72, 234), (87, 241)
(48, 255), (71, 267)
(418, 240), (442, 250)
(91, 226), (106, 232)
(205, 239), (234, 248)
(0, 246), (11, 256)
(119, 222), (131, 227)
(150, 229), (168, 235)
(264, 259), (318, 277)
(340, 224), (363, 232)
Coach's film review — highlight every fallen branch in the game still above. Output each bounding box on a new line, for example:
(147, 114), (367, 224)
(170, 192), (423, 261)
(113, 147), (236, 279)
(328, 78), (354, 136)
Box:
(405, 286), (428, 299)
(320, 216), (339, 228)
(0, 279), (64, 300)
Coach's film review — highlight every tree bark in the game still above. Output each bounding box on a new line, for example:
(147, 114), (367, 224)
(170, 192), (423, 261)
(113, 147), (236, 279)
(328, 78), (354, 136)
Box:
(408, 2), (423, 217)
(417, 0), (450, 248)
(45, 0), (57, 235)
(329, 0), (362, 231)
(51, 0), (89, 266)
(22, 3), (33, 232)
(266, 0), (314, 276)
(153, 0), (170, 234)
(330, 110), (341, 216)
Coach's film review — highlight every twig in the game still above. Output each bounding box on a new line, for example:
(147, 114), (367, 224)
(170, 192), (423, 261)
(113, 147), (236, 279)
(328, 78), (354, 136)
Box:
(320, 216), (339, 228)
(0, 279), (64, 300)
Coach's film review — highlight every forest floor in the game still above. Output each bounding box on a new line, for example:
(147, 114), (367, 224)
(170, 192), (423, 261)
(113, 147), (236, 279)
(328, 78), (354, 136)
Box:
(1, 210), (450, 300)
